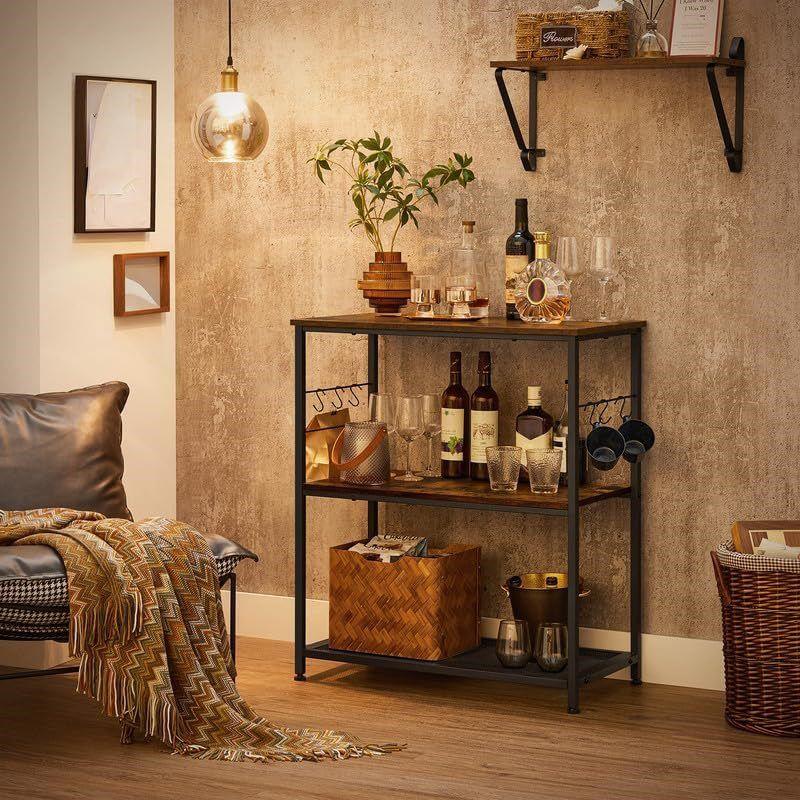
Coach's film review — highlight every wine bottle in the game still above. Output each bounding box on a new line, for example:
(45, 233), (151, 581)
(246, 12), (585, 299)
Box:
(441, 352), (470, 478)
(553, 380), (587, 486)
(470, 352), (499, 481)
(505, 199), (534, 320)
(515, 386), (553, 472)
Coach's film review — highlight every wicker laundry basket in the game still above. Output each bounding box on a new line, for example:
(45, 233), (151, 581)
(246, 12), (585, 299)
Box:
(712, 542), (800, 737)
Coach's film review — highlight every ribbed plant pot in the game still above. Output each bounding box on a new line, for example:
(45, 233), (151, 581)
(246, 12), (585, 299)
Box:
(356, 252), (412, 315)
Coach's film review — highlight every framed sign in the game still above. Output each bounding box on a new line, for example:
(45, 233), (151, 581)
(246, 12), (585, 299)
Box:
(669, 0), (725, 57)
(74, 76), (156, 233)
(541, 26), (578, 49)
(113, 252), (170, 317)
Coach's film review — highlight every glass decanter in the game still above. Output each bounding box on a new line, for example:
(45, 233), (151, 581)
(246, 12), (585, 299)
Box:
(452, 221), (489, 318)
(514, 231), (571, 324)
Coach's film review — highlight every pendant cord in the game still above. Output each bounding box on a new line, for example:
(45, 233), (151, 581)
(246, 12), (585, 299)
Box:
(227, 0), (233, 67)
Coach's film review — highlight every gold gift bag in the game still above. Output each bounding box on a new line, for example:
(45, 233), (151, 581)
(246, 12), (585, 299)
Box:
(305, 409), (350, 482)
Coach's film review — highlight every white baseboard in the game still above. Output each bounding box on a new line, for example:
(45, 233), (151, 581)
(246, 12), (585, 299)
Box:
(223, 590), (724, 692)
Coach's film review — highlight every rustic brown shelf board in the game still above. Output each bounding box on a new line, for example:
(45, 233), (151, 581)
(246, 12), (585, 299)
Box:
(291, 314), (646, 340)
(490, 56), (745, 72)
(304, 477), (630, 514)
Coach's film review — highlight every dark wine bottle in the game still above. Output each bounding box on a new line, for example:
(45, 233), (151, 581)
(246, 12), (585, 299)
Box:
(515, 386), (553, 473)
(505, 199), (534, 320)
(552, 380), (587, 486)
(470, 352), (499, 481)
(441, 352), (470, 479)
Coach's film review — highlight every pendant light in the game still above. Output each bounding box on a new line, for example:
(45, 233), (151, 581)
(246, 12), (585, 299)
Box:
(192, 0), (268, 162)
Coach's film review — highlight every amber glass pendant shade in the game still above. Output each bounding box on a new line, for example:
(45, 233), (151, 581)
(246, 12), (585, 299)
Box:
(192, 1), (268, 162)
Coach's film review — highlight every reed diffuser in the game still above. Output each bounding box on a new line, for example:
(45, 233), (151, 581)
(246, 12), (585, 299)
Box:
(635, 0), (669, 58)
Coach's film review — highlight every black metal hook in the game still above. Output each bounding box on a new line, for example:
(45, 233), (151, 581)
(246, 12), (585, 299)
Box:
(599, 400), (611, 425)
(331, 388), (344, 410)
(616, 396), (627, 421)
(312, 390), (325, 413)
(348, 386), (360, 407)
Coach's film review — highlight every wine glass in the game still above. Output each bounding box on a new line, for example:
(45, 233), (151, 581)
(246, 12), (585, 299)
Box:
(418, 394), (441, 478)
(589, 236), (618, 322)
(556, 236), (582, 320)
(394, 395), (425, 483)
(369, 393), (395, 433)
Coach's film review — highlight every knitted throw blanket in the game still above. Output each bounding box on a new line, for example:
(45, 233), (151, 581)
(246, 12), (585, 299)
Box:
(0, 509), (400, 762)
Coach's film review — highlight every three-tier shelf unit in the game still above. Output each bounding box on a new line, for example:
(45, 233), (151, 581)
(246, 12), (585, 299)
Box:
(292, 313), (646, 713)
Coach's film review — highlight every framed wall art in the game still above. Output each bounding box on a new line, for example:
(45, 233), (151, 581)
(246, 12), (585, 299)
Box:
(113, 252), (170, 317)
(74, 76), (157, 233)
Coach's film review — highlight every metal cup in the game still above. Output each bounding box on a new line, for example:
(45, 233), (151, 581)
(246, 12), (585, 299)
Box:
(585, 420), (626, 471)
(618, 416), (655, 464)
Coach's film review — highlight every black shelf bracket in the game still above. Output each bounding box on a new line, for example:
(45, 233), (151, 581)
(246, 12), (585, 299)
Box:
(706, 37), (745, 173)
(495, 67), (547, 172)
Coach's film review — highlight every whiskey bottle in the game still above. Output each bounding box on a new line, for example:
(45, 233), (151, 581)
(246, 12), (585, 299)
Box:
(470, 352), (499, 481)
(514, 231), (571, 324)
(505, 199), (533, 320)
(441, 352), (470, 479)
(552, 380), (586, 486)
(515, 386), (553, 472)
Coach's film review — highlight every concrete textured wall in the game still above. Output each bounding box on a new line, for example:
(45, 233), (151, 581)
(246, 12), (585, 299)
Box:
(175, 0), (800, 640)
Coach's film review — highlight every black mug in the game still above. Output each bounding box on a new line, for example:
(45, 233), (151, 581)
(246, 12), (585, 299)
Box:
(618, 416), (655, 464)
(585, 419), (626, 471)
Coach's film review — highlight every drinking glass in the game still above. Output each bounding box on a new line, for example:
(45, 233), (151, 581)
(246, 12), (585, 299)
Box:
(589, 236), (617, 322)
(495, 619), (531, 668)
(394, 395), (424, 482)
(369, 393), (395, 433)
(526, 449), (563, 494)
(486, 446), (522, 492)
(535, 622), (568, 672)
(419, 394), (442, 478)
(556, 236), (581, 320)
(411, 276), (441, 318)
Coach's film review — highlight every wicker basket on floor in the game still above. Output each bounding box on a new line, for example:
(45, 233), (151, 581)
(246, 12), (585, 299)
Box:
(329, 541), (481, 661)
(516, 10), (630, 61)
(712, 542), (800, 737)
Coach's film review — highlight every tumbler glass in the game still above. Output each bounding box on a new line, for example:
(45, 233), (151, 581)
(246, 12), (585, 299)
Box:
(535, 622), (568, 672)
(526, 448), (563, 494)
(495, 619), (531, 668)
(485, 446), (522, 492)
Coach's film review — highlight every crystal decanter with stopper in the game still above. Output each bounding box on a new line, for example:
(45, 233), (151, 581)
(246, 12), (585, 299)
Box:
(514, 231), (571, 324)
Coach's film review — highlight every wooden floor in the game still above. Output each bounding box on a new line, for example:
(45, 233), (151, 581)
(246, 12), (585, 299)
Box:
(0, 638), (797, 800)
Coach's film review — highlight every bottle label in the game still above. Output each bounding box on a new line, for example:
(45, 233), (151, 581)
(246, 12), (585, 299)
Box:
(516, 429), (552, 466)
(505, 255), (529, 305)
(553, 434), (567, 473)
(526, 276), (559, 306)
(441, 408), (466, 462)
(470, 410), (499, 464)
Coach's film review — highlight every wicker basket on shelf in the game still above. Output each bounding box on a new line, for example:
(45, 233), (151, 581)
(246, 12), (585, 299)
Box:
(712, 542), (800, 737)
(329, 541), (481, 661)
(516, 10), (631, 61)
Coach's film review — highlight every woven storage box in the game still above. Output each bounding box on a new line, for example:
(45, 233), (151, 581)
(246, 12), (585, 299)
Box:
(516, 10), (630, 61)
(329, 541), (481, 661)
(712, 542), (800, 737)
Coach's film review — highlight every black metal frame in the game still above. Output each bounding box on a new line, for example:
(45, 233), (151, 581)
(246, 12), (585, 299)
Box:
(0, 572), (239, 681)
(293, 321), (644, 713)
(495, 38), (745, 174)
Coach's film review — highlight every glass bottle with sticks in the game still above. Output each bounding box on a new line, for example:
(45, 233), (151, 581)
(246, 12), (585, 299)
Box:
(634, 0), (669, 59)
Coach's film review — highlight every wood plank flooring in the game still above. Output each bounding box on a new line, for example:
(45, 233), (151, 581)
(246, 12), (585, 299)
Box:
(0, 638), (797, 800)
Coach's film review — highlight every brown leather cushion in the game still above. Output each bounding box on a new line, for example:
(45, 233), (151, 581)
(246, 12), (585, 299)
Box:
(0, 382), (131, 520)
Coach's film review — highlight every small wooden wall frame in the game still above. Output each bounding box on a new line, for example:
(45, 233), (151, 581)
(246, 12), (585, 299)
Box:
(113, 252), (170, 317)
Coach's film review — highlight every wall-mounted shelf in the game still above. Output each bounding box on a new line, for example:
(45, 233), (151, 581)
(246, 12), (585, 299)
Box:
(491, 37), (746, 173)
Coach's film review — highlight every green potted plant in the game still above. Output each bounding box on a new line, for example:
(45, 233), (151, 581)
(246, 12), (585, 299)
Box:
(309, 133), (475, 314)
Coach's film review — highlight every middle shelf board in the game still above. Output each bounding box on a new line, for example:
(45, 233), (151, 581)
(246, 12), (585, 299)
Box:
(304, 477), (630, 516)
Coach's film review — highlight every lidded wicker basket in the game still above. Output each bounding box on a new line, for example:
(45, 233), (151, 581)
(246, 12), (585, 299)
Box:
(712, 542), (800, 737)
(516, 10), (631, 61)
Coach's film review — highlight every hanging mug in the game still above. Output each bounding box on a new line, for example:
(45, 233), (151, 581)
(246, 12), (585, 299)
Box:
(331, 421), (390, 486)
(585, 404), (626, 471)
(618, 415), (655, 464)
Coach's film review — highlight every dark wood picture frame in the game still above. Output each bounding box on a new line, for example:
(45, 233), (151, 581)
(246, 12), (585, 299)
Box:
(74, 75), (157, 234)
(113, 252), (170, 317)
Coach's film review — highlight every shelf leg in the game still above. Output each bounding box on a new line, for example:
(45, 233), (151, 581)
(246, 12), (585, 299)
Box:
(567, 338), (580, 713)
(630, 330), (643, 685)
(706, 38), (745, 173)
(294, 325), (307, 682)
(368, 333), (379, 537)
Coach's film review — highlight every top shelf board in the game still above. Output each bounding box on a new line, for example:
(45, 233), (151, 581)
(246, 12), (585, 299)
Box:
(290, 314), (646, 341)
(490, 55), (746, 73)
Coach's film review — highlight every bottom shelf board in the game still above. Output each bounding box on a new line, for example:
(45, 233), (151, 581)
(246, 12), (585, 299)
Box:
(305, 639), (634, 688)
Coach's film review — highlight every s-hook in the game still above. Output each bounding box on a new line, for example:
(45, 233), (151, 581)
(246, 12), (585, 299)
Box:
(312, 390), (326, 413)
(330, 388), (345, 410)
(348, 386), (360, 407)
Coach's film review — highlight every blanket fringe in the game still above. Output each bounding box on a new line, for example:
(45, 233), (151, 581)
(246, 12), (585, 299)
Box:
(174, 741), (406, 763)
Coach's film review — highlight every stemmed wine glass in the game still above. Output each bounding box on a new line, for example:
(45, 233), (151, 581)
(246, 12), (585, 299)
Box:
(394, 395), (425, 483)
(418, 394), (442, 478)
(556, 236), (582, 321)
(589, 236), (618, 322)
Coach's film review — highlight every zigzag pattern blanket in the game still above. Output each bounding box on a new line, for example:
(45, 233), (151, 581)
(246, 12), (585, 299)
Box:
(0, 508), (399, 762)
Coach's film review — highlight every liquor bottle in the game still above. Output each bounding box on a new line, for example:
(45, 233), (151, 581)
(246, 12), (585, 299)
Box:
(452, 221), (489, 318)
(505, 199), (534, 320)
(552, 380), (587, 486)
(514, 231), (571, 324)
(470, 352), (499, 481)
(441, 352), (470, 478)
(515, 386), (553, 472)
